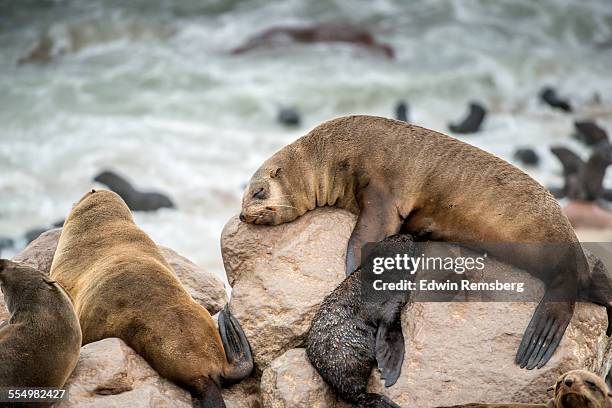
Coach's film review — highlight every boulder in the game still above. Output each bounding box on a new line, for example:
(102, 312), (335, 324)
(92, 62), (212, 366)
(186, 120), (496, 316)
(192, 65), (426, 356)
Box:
(261, 348), (351, 408)
(55, 338), (259, 408)
(221, 207), (612, 407)
(4, 228), (227, 315)
(221, 208), (353, 369)
(55, 338), (192, 407)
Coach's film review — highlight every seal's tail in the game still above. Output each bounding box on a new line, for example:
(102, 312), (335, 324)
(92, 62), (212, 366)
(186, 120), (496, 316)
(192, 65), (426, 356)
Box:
(356, 393), (401, 408)
(218, 304), (254, 384)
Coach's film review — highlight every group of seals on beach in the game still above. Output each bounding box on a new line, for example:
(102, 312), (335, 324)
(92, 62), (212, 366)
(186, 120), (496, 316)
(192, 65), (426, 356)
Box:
(240, 115), (612, 406)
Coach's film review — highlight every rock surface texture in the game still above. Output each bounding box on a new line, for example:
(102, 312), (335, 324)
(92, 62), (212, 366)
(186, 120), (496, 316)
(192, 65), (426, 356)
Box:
(221, 208), (612, 407)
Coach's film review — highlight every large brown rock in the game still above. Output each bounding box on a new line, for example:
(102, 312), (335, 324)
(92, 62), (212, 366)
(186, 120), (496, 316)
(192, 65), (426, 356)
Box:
(55, 338), (193, 407)
(221, 208), (353, 370)
(261, 348), (348, 408)
(221, 208), (612, 407)
(55, 338), (257, 407)
(4, 228), (227, 315)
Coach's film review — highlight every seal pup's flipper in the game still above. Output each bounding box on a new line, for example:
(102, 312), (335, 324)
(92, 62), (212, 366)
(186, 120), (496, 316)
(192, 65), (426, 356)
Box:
(356, 393), (402, 408)
(376, 318), (405, 387)
(346, 186), (403, 275)
(515, 297), (574, 369)
(218, 304), (254, 384)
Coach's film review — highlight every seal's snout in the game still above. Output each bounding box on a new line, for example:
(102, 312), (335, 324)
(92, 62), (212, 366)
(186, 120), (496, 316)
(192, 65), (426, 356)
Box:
(239, 213), (246, 222)
(564, 376), (574, 387)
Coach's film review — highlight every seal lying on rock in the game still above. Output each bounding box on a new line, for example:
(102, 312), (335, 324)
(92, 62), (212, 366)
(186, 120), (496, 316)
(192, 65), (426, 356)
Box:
(438, 370), (612, 408)
(240, 115), (611, 370)
(0, 260), (82, 390)
(307, 234), (415, 408)
(93, 170), (175, 211)
(50, 190), (252, 408)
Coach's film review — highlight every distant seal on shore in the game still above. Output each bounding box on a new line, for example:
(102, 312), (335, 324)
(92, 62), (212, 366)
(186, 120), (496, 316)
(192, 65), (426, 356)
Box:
(240, 115), (611, 370)
(93, 170), (175, 211)
(448, 102), (486, 134)
(0, 260), (81, 389)
(574, 121), (609, 146)
(539, 87), (572, 113)
(50, 190), (252, 408)
(307, 234), (415, 408)
(230, 22), (394, 58)
(435, 370), (612, 408)
(549, 144), (612, 201)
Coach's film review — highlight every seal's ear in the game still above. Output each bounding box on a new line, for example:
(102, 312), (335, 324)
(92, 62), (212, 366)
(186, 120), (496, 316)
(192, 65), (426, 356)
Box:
(270, 167), (282, 178)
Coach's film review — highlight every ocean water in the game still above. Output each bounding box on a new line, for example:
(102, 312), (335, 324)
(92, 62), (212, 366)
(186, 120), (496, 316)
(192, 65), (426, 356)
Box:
(1, 0), (612, 282)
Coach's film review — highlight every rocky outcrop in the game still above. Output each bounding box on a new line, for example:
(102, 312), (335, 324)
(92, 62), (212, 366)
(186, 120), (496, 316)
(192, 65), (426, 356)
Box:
(221, 208), (612, 407)
(261, 348), (351, 408)
(55, 338), (258, 408)
(3, 228), (227, 316)
(55, 338), (192, 407)
(221, 208), (352, 369)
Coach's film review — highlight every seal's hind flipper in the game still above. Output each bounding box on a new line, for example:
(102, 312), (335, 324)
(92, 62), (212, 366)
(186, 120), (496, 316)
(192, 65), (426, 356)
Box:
(356, 393), (401, 408)
(218, 304), (253, 384)
(375, 319), (405, 387)
(515, 298), (574, 369)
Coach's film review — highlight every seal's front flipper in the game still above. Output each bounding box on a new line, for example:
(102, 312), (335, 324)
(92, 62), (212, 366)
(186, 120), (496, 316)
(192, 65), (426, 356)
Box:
(515, 298), (574, 370)
(218, 304), (254, 385)
(346, 186), (403, 275)
(356, 393), (401, 408)
(376, 318), (405, 387)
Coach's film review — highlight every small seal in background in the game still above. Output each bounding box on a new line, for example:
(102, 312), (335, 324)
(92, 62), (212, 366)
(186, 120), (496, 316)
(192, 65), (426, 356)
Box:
(448, 102), (487, 134)
(93, 170), (175, 212)
(0, 259), (82, 389)
(513, 148), (540, 166)
(539, 87), (572, 113)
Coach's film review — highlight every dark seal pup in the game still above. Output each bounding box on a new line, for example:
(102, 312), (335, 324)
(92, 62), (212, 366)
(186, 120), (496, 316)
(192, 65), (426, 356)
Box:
(240, 115), (610, 370)
(0, 260), (82, 390)
(93, 170), (175, 211)
(50, 190), (252, 408)
(307, 234), (415, 408)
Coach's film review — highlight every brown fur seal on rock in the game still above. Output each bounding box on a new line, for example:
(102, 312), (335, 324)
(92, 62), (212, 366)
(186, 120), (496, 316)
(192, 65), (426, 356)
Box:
(438, 370), (612, 408)
(307, 234), (415, 408)
(0, 260), (81, 390)
(230, 22), (394, 58)
(240, 115), (611, 370)
(50, 190), (252, 408)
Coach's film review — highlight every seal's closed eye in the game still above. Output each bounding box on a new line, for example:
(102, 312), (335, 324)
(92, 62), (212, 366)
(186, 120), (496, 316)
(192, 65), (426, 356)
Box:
(252, 188), (265, 199)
